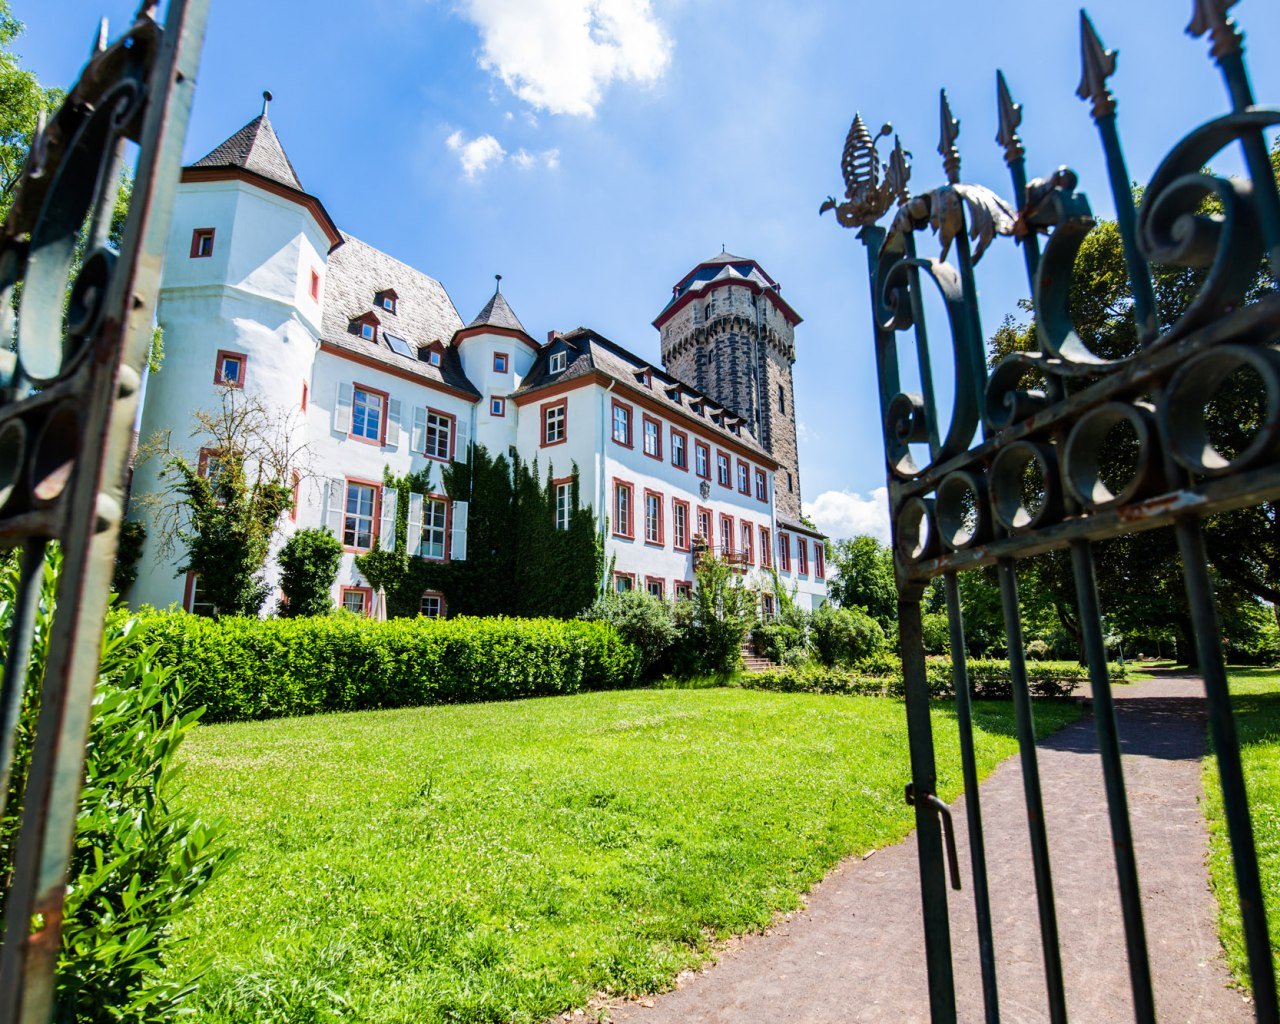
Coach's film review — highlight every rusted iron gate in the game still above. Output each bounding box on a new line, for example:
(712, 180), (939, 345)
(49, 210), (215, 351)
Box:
(826, 1), (1280, 1022)
(0, 2), (208, 1021)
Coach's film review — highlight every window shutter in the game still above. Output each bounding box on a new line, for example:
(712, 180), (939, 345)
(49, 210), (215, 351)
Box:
(378, 487), (397, 551)
(450, 500), (468, 561)
(406, 492), (424, 557)
(334, 382), (353, 434)
(386, 398), (402, 448)
(454, 417), (470, 462)
(323, 478), (345, 534)
(411, 406), (426, 454)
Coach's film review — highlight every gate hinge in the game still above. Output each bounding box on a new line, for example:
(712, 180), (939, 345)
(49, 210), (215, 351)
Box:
(905, 783), (962, 891)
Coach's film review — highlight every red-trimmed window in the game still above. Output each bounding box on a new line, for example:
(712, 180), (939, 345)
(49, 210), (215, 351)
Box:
(695, 441), (710, 480)
(696, 506), (712, 543)
(542, 399), (567, 446)
(674, 580), (693, 601)
(716, 451), (731, 488)
(644, 489), (663, 545)
(611, 399), (633, 447)
(645, 576), (665, 599)
(490, 396), (507, 417)
(642, 415), (662, 459)
(342, 480), (380, 551)
(797, 537), (809, 576)
(183, 572), (214, 616)
(762, 593), (776, 620)
(755, 468), (768, 502)
(719, 514), (734, 554)
(425, 408), (454, 461)
(672, 499), (690, 551)
(737, 460), (750, 495)
(671, 428), (688, 471)
(214, 350), (245, 388)
(350, 385), (387, 444)
(420, 591), (446, 618)
(760, 526), (772, 568)
(341, 586), (372, 616)
(301, 380), (308, 412)
(493, 351), (510, 374)
(190, 228), (215, 258)
(815, 543), (826, 579)
(613, 571), (636, 593)
(310, 269), (320, 301)
(741, 522), (754, 565)
(613, 479), (634, 538)
(416, 495), (451, 560)
(554, 478), (573, 530)
(778, 532), (792, 572)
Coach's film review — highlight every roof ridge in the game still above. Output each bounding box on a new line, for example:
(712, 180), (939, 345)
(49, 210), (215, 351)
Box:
(189, 113), (304, 191)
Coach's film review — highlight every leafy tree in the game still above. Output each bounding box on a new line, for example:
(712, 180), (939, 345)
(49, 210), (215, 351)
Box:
(0, 2), (61, 223)
(809, 603), (885, 667)
(690, 553), (756, 673)
(828, 535), (896, 629)
(277, 527), (342, 617)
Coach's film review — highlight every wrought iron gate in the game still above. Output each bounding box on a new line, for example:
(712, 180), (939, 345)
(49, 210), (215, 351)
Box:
(0, 2), (208, 1020)
(826, 2), (1279, 1022)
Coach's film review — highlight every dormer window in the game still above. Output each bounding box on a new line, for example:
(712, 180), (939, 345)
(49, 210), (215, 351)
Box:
(549, 351), (566, 374)
(428, 350), (441, 366)
(360, 323), (376, 341)
(350, 312), (380, 342)
(374, 289), (399, 315)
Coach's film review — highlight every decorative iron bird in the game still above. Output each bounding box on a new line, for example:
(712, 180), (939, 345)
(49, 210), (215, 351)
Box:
(820, 113), (896, 228)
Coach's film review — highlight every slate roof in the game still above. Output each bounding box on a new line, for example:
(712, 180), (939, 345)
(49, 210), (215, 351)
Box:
(190, 115), (304, 191)
(321, 234), (476, 397)
(466, 289), (528, 335)
(514, 327), (773, 461)
(655, 251), (799, 326)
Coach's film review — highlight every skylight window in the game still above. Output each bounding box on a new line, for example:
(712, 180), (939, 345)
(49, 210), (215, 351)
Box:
(384, 333), (415, 359)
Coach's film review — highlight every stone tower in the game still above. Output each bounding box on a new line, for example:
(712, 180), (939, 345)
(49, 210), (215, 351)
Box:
(654, 252), (804, 521)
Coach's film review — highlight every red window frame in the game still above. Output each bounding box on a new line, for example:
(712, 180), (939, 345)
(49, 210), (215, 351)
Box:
(342, 477), (382, 553)
(350, 383), (390, 446)
(672, 498), (691, 551)
(642, 414), (662, 460)
(613, 570), (637, 593)
(737, 459), (750, 495)
(755, 468), (768, 503)
(643, 488), (664, 546)
(716, 450), (732, 489)
(645, 576), (665, 599)
(815, 542), (826, 579)
(798, 537), (809, 576)
(778, 532), (791, 572)
(670, 427), (689, 471)
(213, 350), (245, 388)
(740, 521), (755, 565)
(541, 398), (567, 447)
(759, 526), (772, 568)
(189, 227), (215, 258)
(553, 475), (574, 531)
(612, 478), (634, 538)
(611, 398), (633, 448)
(719, 513), (734, 554)
(493, 351), (510, 373)
(301, 380), (308, 412)
(310, 269), (320, 301)
(416, 492), (453, 562)
(423, 407), (456, 462)
(420, 590), (447, 618)
(696, 505), (712, 544)
(695, 440), (711, 480)
(490, 396), (507, 418)
(183, 572), (214, 615)
(674, 580), (693, 601)
(762, 593), (776, 619)
(340, 585), (373, 616)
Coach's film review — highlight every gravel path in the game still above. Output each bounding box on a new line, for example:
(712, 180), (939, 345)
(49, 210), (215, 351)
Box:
(607, 675), (1253, 1024)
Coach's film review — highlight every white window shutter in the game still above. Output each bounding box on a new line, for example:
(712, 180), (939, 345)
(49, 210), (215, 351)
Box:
(334, 382), (353, 434)
(324, 478), (345, 534)
(386, 399), (402, 448)
(450, 500), (468, 561)
(406, 492), (424, 557)
(454, 416), (470, 462)
(411, 406), (427, 454)
(378, 487), (397, 551)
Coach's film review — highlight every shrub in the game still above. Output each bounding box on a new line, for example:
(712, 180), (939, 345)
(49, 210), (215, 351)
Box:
(277, 527), (343, 617)
(691, 556), (755, 674)
(751, 621), (806, 663)
(809, 604), (885, 667)
(921, 612), (951, 655)
(0, 549), (231, 1022)
(111, 518), (147, 596)
(1025, 639), (1051, 661)
(583, 590), (677, 679)
(136, 612), (639, 722)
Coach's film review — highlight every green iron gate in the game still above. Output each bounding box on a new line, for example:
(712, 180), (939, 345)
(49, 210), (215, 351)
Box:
(0, 2), (209, 1021)
(826, 1), (1279, 1022)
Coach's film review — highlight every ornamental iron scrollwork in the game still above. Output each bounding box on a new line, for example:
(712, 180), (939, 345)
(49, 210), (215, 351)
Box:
(0, 3), (209, 1020)
(827, 1), (1280, 1022)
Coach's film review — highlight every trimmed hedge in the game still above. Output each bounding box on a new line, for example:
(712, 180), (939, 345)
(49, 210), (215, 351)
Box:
(740, 657), (1127, 701)
(138, 612), (639, 723)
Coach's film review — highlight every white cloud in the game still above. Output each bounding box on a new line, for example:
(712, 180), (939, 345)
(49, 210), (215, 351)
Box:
(796, 419), (816, 444)
(804, 487), (891, 544)
(512, 147), (561, 171)
(454, 0), (672, 117)
(445, 130), (506, 178)
(543, 148), (560, 170)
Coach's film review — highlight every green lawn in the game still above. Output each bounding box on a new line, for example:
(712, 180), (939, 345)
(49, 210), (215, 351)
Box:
(168, 688), (1080, 1024)
(1205, 667), (1280, 989)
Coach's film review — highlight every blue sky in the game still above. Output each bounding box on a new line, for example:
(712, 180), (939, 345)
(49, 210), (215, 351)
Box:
(17, 0), (1280, 540)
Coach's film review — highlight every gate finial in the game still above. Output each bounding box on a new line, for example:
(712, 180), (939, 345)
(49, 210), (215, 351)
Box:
(1187, 0), (1242, 58)
(1077, 11), (1117, 120)
(820, 112), (895, 227)
(938, 90), (961, 184)
(995, 71), (1024, 167)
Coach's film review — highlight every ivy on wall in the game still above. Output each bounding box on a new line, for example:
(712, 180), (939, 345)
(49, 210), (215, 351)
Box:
(356, 445), (602, 619)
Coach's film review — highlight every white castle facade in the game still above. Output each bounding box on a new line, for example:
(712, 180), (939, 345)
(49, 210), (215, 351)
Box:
(129, 108), (829, 617)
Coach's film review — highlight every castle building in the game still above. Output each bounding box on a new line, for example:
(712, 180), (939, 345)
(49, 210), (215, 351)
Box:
(128, 107), (829, 616)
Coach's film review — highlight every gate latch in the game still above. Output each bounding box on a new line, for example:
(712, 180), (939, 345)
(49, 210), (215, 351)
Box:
(905, 783), (962, 891)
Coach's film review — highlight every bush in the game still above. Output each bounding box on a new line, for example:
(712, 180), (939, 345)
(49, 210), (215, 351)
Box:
(751, 621), (806, 663)
(691, 556), (755, 675)
(809, 604), (885, 667)
(0, 549), (230, 1022)
(136, 612), (640, 722)
(1025, 639), (1050, 661)
(277, 527), (343, 617)
(921, 612), (951, 655)
(583, 590), (677, 679)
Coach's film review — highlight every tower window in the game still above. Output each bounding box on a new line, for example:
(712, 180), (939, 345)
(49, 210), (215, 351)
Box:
(493, 352), (509, 373)
(787, 471), (794, 493)
(778, 384), (786, 413)
(214, 351), (246, 388)
(310, 269), (320, 301)
(190, 228), (215, 258)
